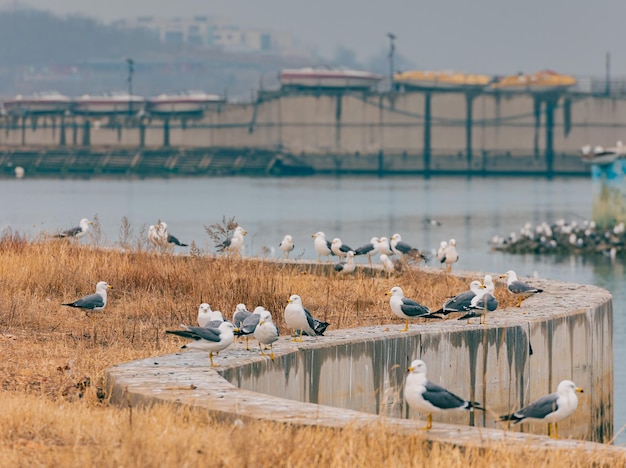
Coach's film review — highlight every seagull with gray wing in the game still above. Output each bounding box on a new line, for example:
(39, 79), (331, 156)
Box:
(405, 359), (484, 430)
(284, 294), (329, 341)
(62, 281), (112, 317)
(165, 321), (236, 367)
(386, 286), (440, 332)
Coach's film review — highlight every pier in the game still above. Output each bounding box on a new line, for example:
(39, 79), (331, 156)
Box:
(2, 87), (625, 177)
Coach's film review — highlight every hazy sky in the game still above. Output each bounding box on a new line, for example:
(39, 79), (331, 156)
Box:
(10, 0), (626, 76)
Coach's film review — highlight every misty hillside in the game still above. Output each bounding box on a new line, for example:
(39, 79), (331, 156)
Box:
(0, 9), (163, 65)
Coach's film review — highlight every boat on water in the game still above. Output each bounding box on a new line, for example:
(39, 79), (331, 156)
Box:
(72, 92), (145, 115)
(146, 91), (224, 115)
(2, 91), (71, 115)
(490, 70), (576, 92)
(581, 141), (626, 165)
(280, 67), (383, 90)
(393, 70), (491, 91)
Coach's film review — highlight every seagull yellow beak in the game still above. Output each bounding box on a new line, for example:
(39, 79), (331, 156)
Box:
(259, 320), (265, 326)
(385, 291), (391, 296)
(407, 366), (414, 372)
(287, 299), (292, 304)
(576, 388), (584, 393)
(311, 234), (316, 238)
(108, 285), (113, 289)
(499, 274), (507, 278)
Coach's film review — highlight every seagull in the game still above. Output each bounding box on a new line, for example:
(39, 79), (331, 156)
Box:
(218, 226), (247, 256)
(375, 237), (393, 256)
(55, 218), (92, 239)
(312, 231), (333, 262)
(284, 294), (329, 341)
(279, 235), (295, 259)
(499, 380), (584, 439)
(235, 306), (266, 350)
(379, 253), (397, 275)
(331, 238), (353, 258)
(390, 233), (427, 262)
(165, 321), (236, 367)
(197, 303), (213, 327)
(333, 251), (356, 275)
(457, 276), (499, 323)
(148, 223), (164, 249)
(436, 241), (448, 266)
(254, 309), (279, 360)
(354, 237), (379, 264)
(158, 221), (188, 247)
(62, 281), (112, 317)
(433, 280), (484, 315)
(232, 303), (252, 329)
(441, 238), (459, 272)
(425, 218), (442, 227)
(385, 286), (440, 332)
(405, 359), (484, 430)
(500, 270), (544, 307)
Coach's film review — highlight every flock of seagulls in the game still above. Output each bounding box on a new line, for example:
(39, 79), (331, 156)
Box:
(53, 217), (584, 439)
(491, 218), (626, 257)
(311, 231), (459, 274)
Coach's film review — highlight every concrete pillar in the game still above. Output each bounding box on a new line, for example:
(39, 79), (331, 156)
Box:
(423, 92), (431, 179)
(592, 160), (626, 228)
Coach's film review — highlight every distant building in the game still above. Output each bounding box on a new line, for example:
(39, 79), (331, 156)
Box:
(114, 15), (303, 55)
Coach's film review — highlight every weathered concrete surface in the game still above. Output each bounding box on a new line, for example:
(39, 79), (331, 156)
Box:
(105, 270), (617, 451)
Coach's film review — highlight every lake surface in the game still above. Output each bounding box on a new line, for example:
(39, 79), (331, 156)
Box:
(2, 176), (624, 443)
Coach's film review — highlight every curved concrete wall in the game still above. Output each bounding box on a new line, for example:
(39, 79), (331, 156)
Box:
(105, 273), (613, 445)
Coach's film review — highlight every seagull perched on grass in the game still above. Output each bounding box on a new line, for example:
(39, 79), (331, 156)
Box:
(499, 380), (583, 439)
(218, 226), (247, 256)
(279, 235), (295, 259)
(166, 321), (236, 367)
(354, 237), (379, 264)
(284, 294), (329, 341)
(331, 238), (353, 258)
(441, 238), (459, 272)
(405, 359), (484, 430)
(254, 309), (279, 360)
(436, 241), (448, 266)
(333, 251), (356, 275)
(159, 221), (188, 247)
(390, 233), (427, 262)
(500, 270), (544, 307)
(62, 281), (112, 317)
(312, 231), (333, 262)
(375, 237), (393, 256)
(55, 218), (92, 240)
(385, 286), (440, 331)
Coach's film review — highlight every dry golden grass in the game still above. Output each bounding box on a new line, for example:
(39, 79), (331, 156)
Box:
(0, 234), (622, 466)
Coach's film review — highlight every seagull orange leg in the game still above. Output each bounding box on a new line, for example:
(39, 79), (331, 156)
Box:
(401, 319), (409, 332)
(209, 352), (219, 367)
(420, 414), (433, 430)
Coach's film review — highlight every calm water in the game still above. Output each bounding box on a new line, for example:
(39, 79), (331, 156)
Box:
(2, 176), (624, 443)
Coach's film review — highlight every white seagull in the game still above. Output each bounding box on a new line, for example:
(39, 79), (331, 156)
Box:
(218, 226), (247, 256)
(312, 231), (333, 262)
(55, 218), (93, 240)
(499, 380), (584, 439)
(196, 303), (213, 327)
(279, 235), (295, 259)
(500, 270), (544, 307)
(331, 237), (353, 258)
(158, 221), (188, 247)
(385, 286), (440, 332)
(457, 275), (498, 323)
(375, 237), (393, 256)
(390, 233), (427, 261)
(284, 294), (329, 341)
(254, 309), (279, 360)
(441, 238), (459, 272)
(165, 321), (236, 367)
(433, 280), (484, 315)
(379, 253), (396, 275)
(405, 359), (484, 430)
(333, 251), (356, 275)
(354, 237), (379, 264)
(62, 281), (112, 317)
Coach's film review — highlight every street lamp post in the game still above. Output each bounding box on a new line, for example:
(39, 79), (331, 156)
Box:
(127, 58), (134, 116)
(387, 33), (396, 92)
